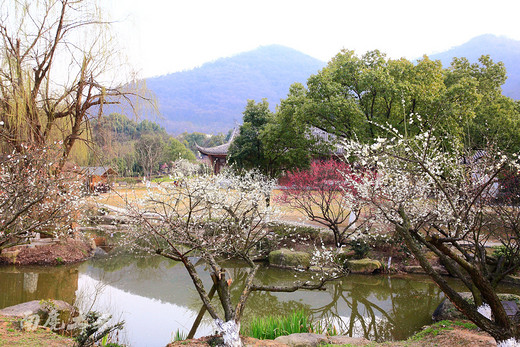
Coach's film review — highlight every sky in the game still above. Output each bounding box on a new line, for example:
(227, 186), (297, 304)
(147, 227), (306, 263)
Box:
(106, 0), (520, 78)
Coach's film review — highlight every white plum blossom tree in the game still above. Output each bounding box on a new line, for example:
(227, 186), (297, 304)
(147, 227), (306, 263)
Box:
(343, 118), (520, 345)
(127, 170), (345, 347)
(0, 144), (84, 252)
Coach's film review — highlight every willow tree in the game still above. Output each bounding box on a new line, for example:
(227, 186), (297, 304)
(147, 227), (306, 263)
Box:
(0, 0), (151, 166)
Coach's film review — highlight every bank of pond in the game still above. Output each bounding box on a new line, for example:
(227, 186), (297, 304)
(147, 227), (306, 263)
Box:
(1, 252), (519, 347)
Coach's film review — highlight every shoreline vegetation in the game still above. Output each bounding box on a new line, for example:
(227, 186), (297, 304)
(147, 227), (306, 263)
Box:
(0, 312), (496, 347)
(1, 186), (519, 346)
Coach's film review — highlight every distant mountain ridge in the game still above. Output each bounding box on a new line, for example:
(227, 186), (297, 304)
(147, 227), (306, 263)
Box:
(145, 45), (326, 134)
(145, 36), (520, 134)
(429, 34), (520, 99)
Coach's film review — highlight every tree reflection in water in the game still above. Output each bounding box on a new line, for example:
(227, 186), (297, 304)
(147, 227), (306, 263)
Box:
(6, 254), (520, 346)
(223, 265), (444, 342)
(84, 255), (445, 342)
(307, 275), (443, 342)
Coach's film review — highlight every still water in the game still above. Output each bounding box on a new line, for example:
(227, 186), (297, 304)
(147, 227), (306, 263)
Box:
(1, 253), (519, 347)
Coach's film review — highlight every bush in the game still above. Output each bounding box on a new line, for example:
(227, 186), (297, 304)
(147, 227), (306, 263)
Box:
(347, 239), (371, 259)
(268, 223), (320, 240)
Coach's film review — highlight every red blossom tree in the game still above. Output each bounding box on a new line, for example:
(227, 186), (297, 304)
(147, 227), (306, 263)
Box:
(279, 159), (371, 247)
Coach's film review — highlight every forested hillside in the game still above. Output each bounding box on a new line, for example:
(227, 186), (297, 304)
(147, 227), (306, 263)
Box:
(145, 45), (326, 133)
(89, 114), (226, 176)
(143, 36), (520, 135)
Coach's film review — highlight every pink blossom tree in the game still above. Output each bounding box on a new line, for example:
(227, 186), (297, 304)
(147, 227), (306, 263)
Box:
(279, 159), (372, 247)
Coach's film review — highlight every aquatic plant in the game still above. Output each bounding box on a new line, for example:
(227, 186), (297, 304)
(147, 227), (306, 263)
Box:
(243, 310), (312, 340)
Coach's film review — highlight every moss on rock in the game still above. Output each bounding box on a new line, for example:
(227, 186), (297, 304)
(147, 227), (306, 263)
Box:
(268, 248), (311, 269)
(346, 258), (382, 274)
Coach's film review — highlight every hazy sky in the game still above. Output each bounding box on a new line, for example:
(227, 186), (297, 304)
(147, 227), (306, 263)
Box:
(107, 0), (520, 78)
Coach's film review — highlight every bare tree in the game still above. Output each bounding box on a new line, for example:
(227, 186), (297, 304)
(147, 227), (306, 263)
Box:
(345, 120), (520, 344)
(127, 171), (345, 346)
(135, 133), (164, 179)
(0, 0), (152, 167)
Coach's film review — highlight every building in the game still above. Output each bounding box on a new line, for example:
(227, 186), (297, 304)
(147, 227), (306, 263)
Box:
(196, 129), (239, 174)
(80, 166), (118, 192)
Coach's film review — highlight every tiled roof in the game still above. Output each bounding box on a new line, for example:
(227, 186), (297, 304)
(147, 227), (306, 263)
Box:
(80, 166), (116, 176)
(196, 128), (239, 156)
(196, 142), (233, 156)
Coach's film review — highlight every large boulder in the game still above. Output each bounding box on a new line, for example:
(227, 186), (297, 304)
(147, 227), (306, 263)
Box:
(274, 333), (327, 347)
(346, 258), (382, 274)
(432, 292), (520, 321)
(0, 299), (73, 331)
(268, 249), (311, 269)
(0, 300), (73, 318)
(0, 248), (21, 263)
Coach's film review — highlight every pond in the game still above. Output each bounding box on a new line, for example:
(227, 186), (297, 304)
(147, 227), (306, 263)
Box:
(1, 253), (520, 347)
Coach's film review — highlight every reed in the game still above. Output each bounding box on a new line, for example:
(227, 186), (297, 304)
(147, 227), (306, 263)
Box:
(243, 310), (313, 340)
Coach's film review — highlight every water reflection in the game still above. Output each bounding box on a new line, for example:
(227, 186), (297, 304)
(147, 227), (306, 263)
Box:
(84, 254), (447, 342)
(1, 253), (519, 347)
(0, 265), (78, 309)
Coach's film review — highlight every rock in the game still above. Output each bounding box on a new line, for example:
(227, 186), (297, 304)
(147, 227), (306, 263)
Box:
(93, 247), (108, 258)
(268, 249), (311, 269)
(0, 249), (21, 263)
(346, 258), (382, 274)
(432, 292), (520, 321)
(242, 336), (289, 346)
(327, 335), (371, 345)
(274, 333), (327, 347)
(0, 300), (73, 318)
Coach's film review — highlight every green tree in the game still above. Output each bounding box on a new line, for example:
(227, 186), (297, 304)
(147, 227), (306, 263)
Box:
(261, 84), (321, 177)
(163, 137), (196, 162)
(447, 56), (520, 152)
(227, 99), (271, 174)
(301, 49), (520, 150)
(229, 96), (321, 178)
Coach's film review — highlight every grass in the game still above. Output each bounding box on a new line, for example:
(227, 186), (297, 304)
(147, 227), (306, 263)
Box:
(409, 320), (478, 341)
(242, 310), (313, 340)
(242, 309), (343, 340)
(172, 329), (187, 342)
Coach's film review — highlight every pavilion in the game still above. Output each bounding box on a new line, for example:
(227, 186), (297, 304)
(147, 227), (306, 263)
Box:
(196, 128), (238, 174)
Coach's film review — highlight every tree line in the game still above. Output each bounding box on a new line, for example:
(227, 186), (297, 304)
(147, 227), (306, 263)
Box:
(229, 49), (520, 177)
(89, 113), (230, 177)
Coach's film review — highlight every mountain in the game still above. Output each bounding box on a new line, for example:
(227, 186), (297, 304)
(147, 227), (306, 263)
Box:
(429, 34), (520, 99)
(145, 45), (326, 134)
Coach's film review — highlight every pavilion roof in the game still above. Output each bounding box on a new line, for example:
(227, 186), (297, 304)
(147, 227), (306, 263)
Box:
(196, 128), (239, 156)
